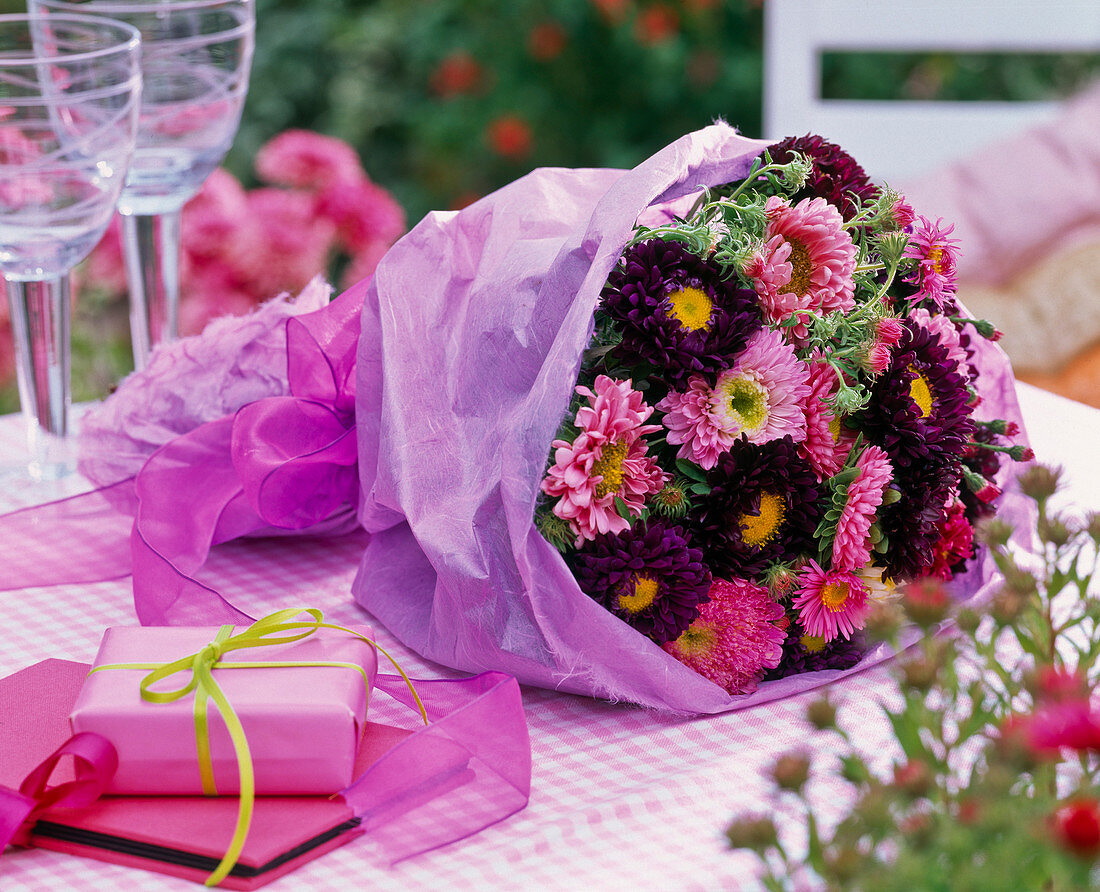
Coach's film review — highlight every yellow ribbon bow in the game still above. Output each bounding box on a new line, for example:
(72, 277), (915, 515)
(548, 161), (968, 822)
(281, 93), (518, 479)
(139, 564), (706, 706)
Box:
(92, 608), (426, 886)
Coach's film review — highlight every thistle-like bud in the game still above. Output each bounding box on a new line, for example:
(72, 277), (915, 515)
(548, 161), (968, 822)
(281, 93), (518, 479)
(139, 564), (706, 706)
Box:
(874, 230), (910, 266)
(806, 695), (837, 730)
(771, 751), (812, 793)
(974, 516), (1012, 548)
(1017, 463), (1062, 501)
(535, 509), (575, 553)
(901, 578), (950, 628)
(1037, 514), (1073, 549)
(725, 815), (778, 852)
(779, 154), (813, 193)
(651, 477), (692, 519)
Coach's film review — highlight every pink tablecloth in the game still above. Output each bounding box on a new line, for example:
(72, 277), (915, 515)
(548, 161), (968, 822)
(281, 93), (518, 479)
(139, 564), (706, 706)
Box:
(1, 382), (1096, 892)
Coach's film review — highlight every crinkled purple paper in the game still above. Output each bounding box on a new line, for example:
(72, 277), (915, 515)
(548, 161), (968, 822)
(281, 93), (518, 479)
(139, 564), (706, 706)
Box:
(79, 277), (332, 487)
(351, 122), (1032, 715)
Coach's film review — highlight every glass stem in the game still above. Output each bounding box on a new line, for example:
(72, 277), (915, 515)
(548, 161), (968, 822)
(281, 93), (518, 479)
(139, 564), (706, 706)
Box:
(6, 276), (71, 477)
(122, 208), (181, 371)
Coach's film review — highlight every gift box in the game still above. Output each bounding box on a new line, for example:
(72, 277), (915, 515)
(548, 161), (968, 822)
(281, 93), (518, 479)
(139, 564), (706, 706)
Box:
(70, 624), (378, 796)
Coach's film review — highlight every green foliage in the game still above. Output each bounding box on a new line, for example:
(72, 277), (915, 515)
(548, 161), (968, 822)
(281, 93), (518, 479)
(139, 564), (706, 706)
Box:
(229, 0), (766, 225)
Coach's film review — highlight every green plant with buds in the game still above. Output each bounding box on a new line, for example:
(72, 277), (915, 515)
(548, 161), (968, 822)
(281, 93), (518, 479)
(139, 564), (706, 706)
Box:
(727, 464), (1100, 891)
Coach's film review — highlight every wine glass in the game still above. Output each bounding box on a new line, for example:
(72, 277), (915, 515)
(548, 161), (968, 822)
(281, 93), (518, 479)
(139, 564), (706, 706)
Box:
(30, 0), (255, 371)
(0, 13), (141, 481)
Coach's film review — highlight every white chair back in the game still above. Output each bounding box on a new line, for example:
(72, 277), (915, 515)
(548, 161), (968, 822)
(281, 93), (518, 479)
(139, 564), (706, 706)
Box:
(763, 0), (1100, 182)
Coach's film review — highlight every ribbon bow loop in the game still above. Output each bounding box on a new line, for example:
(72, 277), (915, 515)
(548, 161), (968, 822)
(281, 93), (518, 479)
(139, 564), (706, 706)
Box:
(1, 732), (118, 852)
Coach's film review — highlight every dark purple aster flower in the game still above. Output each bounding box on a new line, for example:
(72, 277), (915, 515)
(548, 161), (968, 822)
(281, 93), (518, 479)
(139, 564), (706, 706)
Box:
(601, 238), (762, 389)
(572, 519), (712, 645)
(878, 459), (961, 580)
(690, 437), (824, 580)
(770, 134), (879, 222)
(854, 320), (975, 474)
(766, 618), (866, 679)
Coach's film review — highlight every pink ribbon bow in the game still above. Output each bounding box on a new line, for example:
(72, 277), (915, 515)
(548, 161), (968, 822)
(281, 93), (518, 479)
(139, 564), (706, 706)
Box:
(0, 732), (117, 852)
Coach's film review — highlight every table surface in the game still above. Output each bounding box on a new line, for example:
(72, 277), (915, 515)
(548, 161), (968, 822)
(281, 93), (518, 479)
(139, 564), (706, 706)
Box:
(1, 381), (1096, 892)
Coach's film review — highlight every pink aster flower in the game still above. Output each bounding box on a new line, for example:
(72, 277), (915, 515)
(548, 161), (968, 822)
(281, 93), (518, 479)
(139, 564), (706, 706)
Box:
(663, 577), (786, 695)
(542, 375), (666, 545)
(903, 216), (960, 309)
(792, 560), (871, 641)
(832, 445), (894, 572)
(744, 196), (857, 340)
(658, 327), (810, 469)
(908, 307), (968, 377)
(798, 360), (854, 480)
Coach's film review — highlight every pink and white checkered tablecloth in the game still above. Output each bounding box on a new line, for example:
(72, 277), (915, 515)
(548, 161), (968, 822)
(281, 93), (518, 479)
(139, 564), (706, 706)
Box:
(1, 382), (1096, 892)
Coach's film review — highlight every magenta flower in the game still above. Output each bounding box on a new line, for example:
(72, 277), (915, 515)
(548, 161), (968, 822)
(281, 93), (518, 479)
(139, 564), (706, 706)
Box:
(926, 496), (974, 580)
(798, 360), (853, 481)
(744, 196), (857, 339)
(658, 327), (810, 469)
(792, 560), (871, 641)
(542, 375), (666, 545)
(255, 128), (365, 189)
(663, 577), (786, 695)
(832, 444), (894, 572)
(903, 216), (960, 309)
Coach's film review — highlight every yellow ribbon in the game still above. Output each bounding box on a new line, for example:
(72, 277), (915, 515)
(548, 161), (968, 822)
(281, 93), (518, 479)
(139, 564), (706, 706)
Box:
(90, 608), (426, 887)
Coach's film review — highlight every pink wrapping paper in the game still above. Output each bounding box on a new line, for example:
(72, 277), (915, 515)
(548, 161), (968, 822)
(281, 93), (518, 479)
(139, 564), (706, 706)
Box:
(70, 626), (378, 795)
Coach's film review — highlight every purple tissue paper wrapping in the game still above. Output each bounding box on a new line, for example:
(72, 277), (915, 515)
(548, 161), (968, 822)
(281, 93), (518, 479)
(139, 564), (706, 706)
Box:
(349, 121), (1029, 715)
(70, 625), (378, 795)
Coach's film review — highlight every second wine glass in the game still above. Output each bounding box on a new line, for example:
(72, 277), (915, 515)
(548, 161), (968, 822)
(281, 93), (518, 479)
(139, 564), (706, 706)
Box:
(31, 0), (255, 370)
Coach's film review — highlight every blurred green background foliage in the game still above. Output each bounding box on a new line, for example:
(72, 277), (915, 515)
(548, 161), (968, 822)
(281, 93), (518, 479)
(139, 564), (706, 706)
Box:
(227, 0), (767, 225)
(3, 0), (1100, 414)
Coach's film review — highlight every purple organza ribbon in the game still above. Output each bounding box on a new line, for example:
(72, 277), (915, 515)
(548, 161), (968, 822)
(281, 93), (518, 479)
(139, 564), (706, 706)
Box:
(129, 277), (366, 625)
(0, 732), (118, 852)
(349, 671), (530, 863)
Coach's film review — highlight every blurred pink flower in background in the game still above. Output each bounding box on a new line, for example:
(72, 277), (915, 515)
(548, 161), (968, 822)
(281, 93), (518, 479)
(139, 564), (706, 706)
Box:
(81, 128), (406, 338)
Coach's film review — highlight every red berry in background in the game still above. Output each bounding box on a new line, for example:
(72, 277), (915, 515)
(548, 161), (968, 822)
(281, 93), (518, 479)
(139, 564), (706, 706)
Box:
(634, 5), (679, 46)
(1054, 800), (1100, 859)
(486, 115), (533, 160)
(430, 51), (483, 99)
(528, 22), (567, 61)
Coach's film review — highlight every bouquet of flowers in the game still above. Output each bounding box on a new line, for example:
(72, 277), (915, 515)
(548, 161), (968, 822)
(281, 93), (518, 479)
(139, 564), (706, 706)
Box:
(529, 135), (1030, 698)
(349, 122), (1028, 713)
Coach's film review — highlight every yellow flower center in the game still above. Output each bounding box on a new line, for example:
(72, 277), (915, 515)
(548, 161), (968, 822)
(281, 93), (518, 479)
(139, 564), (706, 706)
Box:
(821, 581), (851, 612)
(716, 373), (769, 433)
(787, 239), (813, 296)
(800, 634), (827, 654)
(927, 246), (944, 273)
(674, 620), (715, 655)
(738, 491), (786, 548)
(908, 367), (934, 418)
(827, 415), (842, 444)
(665, 286), (713, 332)
(592, 441), (628, 499)
(618, 574), (659, 615)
